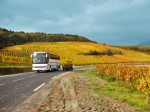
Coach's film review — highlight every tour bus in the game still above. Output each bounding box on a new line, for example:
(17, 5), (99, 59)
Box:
(31, 52), (60, 72)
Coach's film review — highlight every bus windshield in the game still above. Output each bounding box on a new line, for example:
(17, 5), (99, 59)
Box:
(33, 53), (48, 64)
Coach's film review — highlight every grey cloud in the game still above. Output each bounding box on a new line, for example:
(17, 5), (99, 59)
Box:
(0, 0), (150, 45)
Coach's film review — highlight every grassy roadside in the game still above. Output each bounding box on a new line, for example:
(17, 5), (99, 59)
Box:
(82, 69), (150, 112)
(0, 68), (32, 76)
(0, 63), (32, 75)
(0, 63), (31, 68)
(0, 66), (31, 68)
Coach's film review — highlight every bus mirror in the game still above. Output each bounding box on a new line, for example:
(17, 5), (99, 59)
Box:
(46, 54), (48, 58)
(31, 54), (33, 58)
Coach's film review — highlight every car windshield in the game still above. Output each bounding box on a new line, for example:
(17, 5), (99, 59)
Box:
(33, 53), (48, 64)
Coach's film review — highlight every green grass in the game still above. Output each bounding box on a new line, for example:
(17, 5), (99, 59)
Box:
(83, 69), (150, 112)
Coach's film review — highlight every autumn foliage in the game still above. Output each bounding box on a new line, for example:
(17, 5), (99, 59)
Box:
(1, 42), (150, 65)
(96, 64), (150, 104)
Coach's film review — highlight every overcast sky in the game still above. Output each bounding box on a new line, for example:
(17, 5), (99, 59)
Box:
(0, 0), (150, 45)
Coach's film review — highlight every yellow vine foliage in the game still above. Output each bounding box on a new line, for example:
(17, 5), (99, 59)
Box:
(96, 64), (150, 95)
(0, 42), (150, 65)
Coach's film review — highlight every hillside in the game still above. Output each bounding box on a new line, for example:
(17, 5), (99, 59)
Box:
(118, 46), (150, 55)
(0, 42), (150, 65)
(0, 28), (94, 49)
(138, 41), (150, 46)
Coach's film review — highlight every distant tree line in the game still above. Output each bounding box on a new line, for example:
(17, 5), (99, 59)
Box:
(80, 49), (123, 56)
(0, 28), (95, 49)
(120, 46), (150, 54)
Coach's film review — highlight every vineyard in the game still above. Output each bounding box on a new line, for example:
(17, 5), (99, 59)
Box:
(96, 64), (150, 104)
(1, 42), (150, 65)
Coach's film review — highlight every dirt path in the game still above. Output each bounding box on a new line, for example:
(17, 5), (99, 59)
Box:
(38, 71), (137, 112)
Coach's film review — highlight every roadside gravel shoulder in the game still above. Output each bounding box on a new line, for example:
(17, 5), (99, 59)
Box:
(38, 71), (138, 112)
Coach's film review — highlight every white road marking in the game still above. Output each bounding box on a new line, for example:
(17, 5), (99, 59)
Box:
(28, 75), (37, 78)
(33, 83), (45, 92)
(11, 78), (25, 82)
(0, 83), (5, 86)
(52, 76), (57, 80)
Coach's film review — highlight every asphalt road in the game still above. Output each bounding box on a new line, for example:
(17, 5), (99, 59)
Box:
(0, 70), (65, 112)
(0, 66), (95, 112)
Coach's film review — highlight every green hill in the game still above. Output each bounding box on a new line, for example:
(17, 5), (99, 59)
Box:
(0, 28), (94, 49)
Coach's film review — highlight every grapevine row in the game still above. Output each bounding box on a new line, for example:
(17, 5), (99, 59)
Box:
(96, 64), (150, 104)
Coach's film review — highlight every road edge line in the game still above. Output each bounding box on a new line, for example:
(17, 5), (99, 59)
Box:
(33, 83), (45, 92)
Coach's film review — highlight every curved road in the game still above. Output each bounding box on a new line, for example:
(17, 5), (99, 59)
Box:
(0, 66), (95, 112)
(0, 70), (64, 112)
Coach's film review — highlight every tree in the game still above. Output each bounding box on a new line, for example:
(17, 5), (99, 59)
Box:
(106, 49), (113, 56)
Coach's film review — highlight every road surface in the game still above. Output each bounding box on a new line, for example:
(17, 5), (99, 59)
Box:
(0, 70), (64, 112)
(0, 66), (95, 112)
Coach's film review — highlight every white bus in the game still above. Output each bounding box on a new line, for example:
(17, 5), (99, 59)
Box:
(31, 52), (60, 72)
